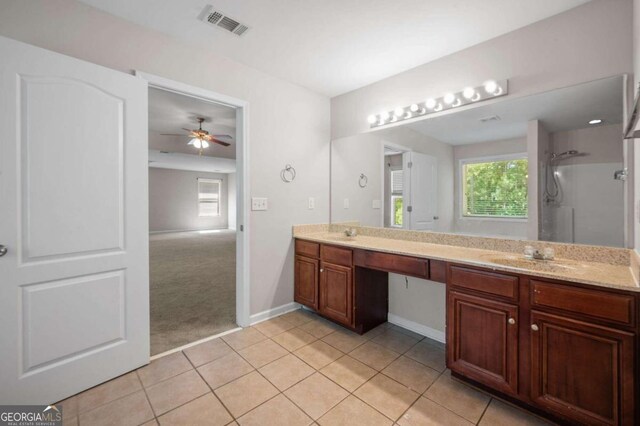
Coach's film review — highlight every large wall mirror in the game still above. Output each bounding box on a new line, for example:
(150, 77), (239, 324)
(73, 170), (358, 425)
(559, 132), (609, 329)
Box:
(330, 75), (631, 248)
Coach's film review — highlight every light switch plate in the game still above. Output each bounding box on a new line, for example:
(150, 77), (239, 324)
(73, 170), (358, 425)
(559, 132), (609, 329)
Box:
(252, 197), (268, 211)
(308, 197), (315, 209)
(372, 199), (381, 209)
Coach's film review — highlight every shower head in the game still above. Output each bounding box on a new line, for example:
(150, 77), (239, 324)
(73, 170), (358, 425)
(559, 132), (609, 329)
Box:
(550, 150), (581, 162)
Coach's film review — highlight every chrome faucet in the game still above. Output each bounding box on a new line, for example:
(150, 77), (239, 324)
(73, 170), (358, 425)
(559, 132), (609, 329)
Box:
(524, 245), (555, 261)
(344, 228), (357, 237)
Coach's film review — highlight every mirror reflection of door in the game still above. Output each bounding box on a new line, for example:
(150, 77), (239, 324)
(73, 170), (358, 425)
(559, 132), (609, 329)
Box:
(404, 152), (438, 231)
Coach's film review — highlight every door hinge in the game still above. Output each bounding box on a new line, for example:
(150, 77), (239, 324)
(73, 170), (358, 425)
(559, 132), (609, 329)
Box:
(240, 225), (244, 231)
(407, 205), (413, 212)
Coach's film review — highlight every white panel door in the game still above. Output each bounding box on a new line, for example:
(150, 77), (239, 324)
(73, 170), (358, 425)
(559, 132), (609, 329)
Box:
(403, 152), (438, 231)
(0, 36), (149, 404)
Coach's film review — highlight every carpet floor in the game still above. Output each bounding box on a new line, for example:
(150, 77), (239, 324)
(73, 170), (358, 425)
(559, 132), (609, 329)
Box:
(150, 230), (237, 355)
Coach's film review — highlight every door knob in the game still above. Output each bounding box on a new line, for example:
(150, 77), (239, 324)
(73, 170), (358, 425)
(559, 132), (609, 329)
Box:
(531, 324), (539, 331)
(0, 245), (7, 257)
(508, 318), (516, 325)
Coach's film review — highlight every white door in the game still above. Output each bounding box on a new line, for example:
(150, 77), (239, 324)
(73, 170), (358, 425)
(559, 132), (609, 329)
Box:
(0, 36), (149, 404)
(403, 152), (438, 231)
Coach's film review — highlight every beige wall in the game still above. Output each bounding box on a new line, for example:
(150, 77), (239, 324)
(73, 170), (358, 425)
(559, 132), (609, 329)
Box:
(148, 168), (229, 232)
(453, 137), (528, 238)
(331, 0), (633, 140)
(0, 0), (331, 316)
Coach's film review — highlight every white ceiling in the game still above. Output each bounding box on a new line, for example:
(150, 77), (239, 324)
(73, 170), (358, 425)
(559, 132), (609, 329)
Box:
(79, 0), (590, 97)
(149, 87), (236, 160)
(406, 76), (623, 145)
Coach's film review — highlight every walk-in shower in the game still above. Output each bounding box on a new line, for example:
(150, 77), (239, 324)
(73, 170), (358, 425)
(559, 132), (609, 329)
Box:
(543, 150), (584, 203)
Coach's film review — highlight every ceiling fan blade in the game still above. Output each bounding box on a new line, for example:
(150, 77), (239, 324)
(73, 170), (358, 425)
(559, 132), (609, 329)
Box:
(211, 134), (233, 139)
(211, 138), (231, 147)
(160, 133), (191, 137)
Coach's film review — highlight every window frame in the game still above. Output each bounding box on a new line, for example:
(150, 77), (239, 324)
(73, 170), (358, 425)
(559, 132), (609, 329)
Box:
(197, 177), (222, 217)
(459, 153), (528, 221)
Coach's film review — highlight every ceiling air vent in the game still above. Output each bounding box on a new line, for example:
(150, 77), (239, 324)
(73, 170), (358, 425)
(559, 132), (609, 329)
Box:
(199, 6), (250, 36)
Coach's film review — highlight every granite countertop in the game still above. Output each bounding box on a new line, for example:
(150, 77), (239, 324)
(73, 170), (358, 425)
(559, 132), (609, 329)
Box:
(295, 232), (640, 293)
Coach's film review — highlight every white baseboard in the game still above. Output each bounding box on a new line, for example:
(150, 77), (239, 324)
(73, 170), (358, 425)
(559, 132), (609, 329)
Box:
(387, 313), (446, 344)
(250, 302), (301, 325)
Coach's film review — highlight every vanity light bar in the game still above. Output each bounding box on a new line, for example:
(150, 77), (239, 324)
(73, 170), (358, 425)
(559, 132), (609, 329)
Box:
(367, 79), (509, 127)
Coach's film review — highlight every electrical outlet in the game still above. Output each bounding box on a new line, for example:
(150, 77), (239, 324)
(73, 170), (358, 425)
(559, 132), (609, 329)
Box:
(308, 197), (315, 209)
(344, 198), (349, 209)
(251, 197), (268, 211)
(372, 199), (381, 209)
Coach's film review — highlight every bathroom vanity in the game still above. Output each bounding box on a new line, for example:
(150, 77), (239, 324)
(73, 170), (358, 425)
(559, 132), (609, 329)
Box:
(293, 228), (639, 426)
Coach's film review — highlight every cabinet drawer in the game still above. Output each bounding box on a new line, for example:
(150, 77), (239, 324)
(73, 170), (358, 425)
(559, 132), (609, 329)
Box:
(359, 250), (429, 279)
(531, 280), (635, 326)
(295, 239), (320, 258)
(449, 266), (518, 301)
(321, 245), (353, 267)
(429, 260), (447, 283)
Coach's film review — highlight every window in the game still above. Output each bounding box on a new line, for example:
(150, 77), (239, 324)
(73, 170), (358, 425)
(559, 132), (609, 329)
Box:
(198, 178), (221, 217)
(390, 169), (403, 227)
(462, 156), (528, 218)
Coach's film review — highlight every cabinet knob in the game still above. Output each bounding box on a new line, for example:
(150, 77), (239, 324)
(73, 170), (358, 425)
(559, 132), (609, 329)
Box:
(531, 324), (539, 331)
(320, 268), (324, 273)
(508, 318), (516, 325)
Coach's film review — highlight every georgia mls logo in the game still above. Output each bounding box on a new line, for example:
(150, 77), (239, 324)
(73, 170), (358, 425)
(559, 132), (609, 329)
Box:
(0, 405), (63, 426)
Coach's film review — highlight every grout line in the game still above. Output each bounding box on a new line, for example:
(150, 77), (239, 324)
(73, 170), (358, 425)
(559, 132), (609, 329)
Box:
(136, 370), (159, 422)
(476, 397), (493, 425)
(150, 326), (243, 361)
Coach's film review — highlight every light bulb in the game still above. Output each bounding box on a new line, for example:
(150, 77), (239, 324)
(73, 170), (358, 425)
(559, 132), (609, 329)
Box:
(367, 114), (377, 124)
(190, 138), (202, 149)
(484, 80), (498, 94)
(394, 107), (404, 117)
(380, 111), (390, 121)
(443, 93), (456, 105)
(588, 119), (603, 125)
(201, 141), (210, 148)
(425, 99), (437, 110)
(410, 104), (419, 112)
(462, 87), (475, 99)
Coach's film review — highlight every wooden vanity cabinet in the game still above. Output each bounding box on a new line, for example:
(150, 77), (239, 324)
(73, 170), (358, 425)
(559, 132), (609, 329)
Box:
(319, 261), (353, 326)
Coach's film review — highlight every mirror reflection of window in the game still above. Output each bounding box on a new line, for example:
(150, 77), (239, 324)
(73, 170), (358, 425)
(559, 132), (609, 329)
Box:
(197, 178), (221, 217)
(390, 169), (403, 227)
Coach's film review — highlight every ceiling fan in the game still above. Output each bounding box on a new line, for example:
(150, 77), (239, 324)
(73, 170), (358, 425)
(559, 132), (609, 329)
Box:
(161, 117), (232, 155)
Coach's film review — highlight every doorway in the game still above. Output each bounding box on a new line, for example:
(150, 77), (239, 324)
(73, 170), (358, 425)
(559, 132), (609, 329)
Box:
(139, 72), (250, 356)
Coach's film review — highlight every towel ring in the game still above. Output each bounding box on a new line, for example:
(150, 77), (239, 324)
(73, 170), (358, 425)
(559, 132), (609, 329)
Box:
(358, 173), (368, 188)
(281, 164), (296, 183)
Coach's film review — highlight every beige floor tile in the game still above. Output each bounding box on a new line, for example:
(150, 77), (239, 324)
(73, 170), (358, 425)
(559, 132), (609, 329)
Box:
(372, 330), (420, 354)
(78, 390), (154, 426)
(321, 329), (368, 353)
(284, 373), (349, 420)
(238, 339), (289, 368)
(76, 371), (142, 413)
(197, 352), (255, 390)
(272, 327), (317, 351)
(253, 316), (296, 338)
(146, 370), (210, 415)
(354, 374), (419, 421)
(238, 394), (313, 426)
(382, 356), (440, 393)
(479, 399), (554, 425)
(362, 324), (389, 340)
(404, 341), (446, 372)
(222, 327), (267, 351)
(388, 325), (426, 342)
(137, 352), (193, 387)
(214, 371), (279, 418)
(294, 341), (343, 370)
(349, 341), (400, 371)
(424, 371), (490, 423)
(320, 355), (376, 392)
(280, 309), (317, 326)
(62, 417), (78, 426)
(56, 395), (78, 420)
(318, 395), (392, 426)
(157, 393), (232, 426)
(183, 338), (234, 367)
(259, 353), (315, 391)
(141, 420), (159, 426)
(397, 396), (473, 426)
(299, 319), (341, 339)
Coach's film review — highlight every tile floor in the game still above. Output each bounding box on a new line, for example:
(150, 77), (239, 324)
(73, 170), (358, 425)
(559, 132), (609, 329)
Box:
(57, 309), (554, 425)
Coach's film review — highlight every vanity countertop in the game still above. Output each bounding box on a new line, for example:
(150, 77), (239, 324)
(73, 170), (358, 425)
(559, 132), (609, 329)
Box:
(295, 231), (640, 293)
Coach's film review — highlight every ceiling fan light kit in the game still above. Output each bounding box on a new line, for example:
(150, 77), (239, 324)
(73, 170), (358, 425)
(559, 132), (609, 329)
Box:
(160, 116), (232, 155)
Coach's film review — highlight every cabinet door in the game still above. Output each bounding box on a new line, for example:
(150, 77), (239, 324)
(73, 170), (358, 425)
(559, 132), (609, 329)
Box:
(319, 262), (353, 326)
(530, 311), (635, 426)
(294, 255), (319, 310)
(447, 291), (519, 395)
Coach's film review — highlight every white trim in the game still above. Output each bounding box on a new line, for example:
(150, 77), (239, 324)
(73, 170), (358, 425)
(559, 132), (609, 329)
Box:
(387, 313), (446, 344)
(149, 227), (231, 234)
(135, 71), (252, 333)
(150, 326), (242, 361)
(250, 302), (301, 325)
